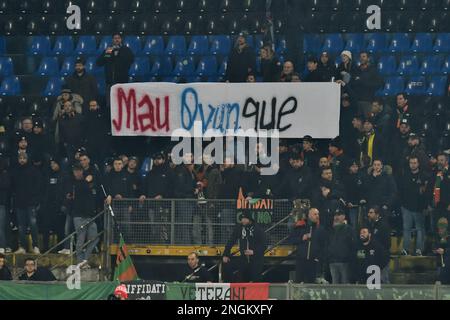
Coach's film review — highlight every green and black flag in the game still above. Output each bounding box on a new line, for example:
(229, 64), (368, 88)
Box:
(114, 234), (139, 281)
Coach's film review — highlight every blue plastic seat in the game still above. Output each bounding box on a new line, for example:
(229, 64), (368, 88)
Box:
(28, 36), (51, 56)
(0, 76), (20, 96)
(433, 34), (450, 53)
(196, 56), (218, 76)
(75, 35), (97, 55)
(165, 36), (186, 56)
(42, 77), (63, 96)
(442, 56), (450, 74)
(420, 55), (443, 75)
(321, 34), (344, 55)
(276, 36), (288, 55)
(0, 57), (14, 77)
(60, 57), (76, 76)
(128, 57), (150, 77)
(36, 57), (59, 76)
(124, 36), (142, 56)
(85, 56), (103, 76)
(97, 77), (105, 96)
(210, 35), (231, 55)
(405, 76), (427, 95)
(253, 34), (264, 54)
(172, 56), (195, 76)
(426, 76), (447, 96)
(52, 36), (74, 56)
(344, 33), (364, 55)
(377, 55), (397, 76)
(0, 37), (5, 55)
(365, 33), (388, 54)
(218, 58), (228, 76)
(97, 36), (112, 54)
(150, 56), (173, 76)
(378, 76), (405, 96)
(410, 33), (433, 53)
(303, 34), (321, 54)
(388, 33), (411, 53)
(143, 36), (164, 56)
(187, 36), (209, 56)
(397, 55), (420, 75)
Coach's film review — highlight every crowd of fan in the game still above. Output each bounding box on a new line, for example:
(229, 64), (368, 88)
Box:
(0, 33), (450, 283)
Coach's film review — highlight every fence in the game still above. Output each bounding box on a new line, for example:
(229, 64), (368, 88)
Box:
(2, 281), (450, 300)
(106, 199), (296, 247)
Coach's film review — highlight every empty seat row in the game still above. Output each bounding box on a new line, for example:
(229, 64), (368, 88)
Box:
(0, 0), (270, 15)
(377, 55), (450, 76)
(377, 76), (448, 96)
(305, 33), (450, 56)
(27, 34), (282, 57)
(299, 0), (450, 12)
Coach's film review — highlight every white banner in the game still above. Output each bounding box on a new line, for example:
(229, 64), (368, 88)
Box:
(110, 82), (341, 138)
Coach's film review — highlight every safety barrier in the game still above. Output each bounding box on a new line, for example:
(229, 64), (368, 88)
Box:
(1, 281), (450, 300)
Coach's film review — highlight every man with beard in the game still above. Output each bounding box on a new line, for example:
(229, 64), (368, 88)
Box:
(390, 118), (412, 175)
(282, 153), (313, 200)
(83, 100), (109, 165)
(356, 227), (390, 284)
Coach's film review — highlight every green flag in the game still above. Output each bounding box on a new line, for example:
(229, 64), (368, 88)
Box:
(114, 234), (139, 282)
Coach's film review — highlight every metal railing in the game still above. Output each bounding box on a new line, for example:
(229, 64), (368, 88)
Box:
(107, 199), (296, 247)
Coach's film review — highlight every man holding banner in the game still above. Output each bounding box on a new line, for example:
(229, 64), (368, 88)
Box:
(222, 210), (267, 283)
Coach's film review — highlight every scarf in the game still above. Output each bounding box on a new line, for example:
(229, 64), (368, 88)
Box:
(367, 132), (375, 163)
(434, 167), (448, 205)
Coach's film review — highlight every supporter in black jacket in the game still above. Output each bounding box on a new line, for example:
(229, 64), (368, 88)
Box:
(432, 218), (450, 284)
(312, 167), (346, 230)
(223, 210), (267, 282)
(11, 153), (43, 254)
(219, 161), (246, 199)
(282, 153), (313, 200)
(83, 101), (109, 165)
(184, 252), (212, 283)
(342, 160), (364, 228)
(367, 206), (391, 251)
(125, 156), (141, 198)
(362, 159), (397, 213)
(390, 118), (412, 175)
(58, 103), (84, 160)
(174, 163), (197, 199)
(356, 227), (390, 284)
(30, 119), (52, 162)
(225, 33), (256, 83)
(303, 56), (324, 82)
(359, 119), (385, 165)
(301, 136), (321, 172)
(289, 208), (327, 283)
(350, 52), (383, 103)
(399, 156), (431, 256)
(328, 210), (355, 284)
(318, 52), (338, 82)
(96, 33), (134, 86)
(328, 137), (352, 184)
(104, 158), (134, 203)
(65, 57), (99, 113)
(260, 45), (282, 82)
(139, 153), (174, 199)
(18, 258), (56, 281)
(0, 253), (12, 280)
(401, 133), (431, 175)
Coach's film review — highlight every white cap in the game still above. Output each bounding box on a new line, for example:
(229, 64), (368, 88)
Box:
(341, 50), (352, 60)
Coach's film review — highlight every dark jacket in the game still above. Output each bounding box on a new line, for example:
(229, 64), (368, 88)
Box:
(356, 238), (390, 283)
(261, 57), (282, 82)
(390, 130), (411, 173)
(318, 61), (338, 82)
(302, 149), (320, 172)
(343, 170), (364, 205)
(328, 223), (355, 263)
(184, 264), (212, 283)
(126, 169), (141, 198)
(18, 267), (56, 281)
(11, 163), (43, 208)
(65, 71), (99, 112)
(432, 233), (450, 268)
(84, 109), (108, 151)
(0, 168), (10, 205)
(289, 220), (327, 261)
(43, 168), (68, 210)
(369, 217), (391, 251)
(359, 131), (385, 164)
(67, 178), (96, 218)
(219, 166), (246, 199)
(195, 165), (222, 199)
(330, 152), (352, 184)
(173, 165), (197, 199)
(59, 113), (84, 147)
(283, 165), (313, 200)
(362, 171), (397, 209)
(399, 169), (431, 212)
(0, 265), (12, 280)
(223, 222), (267, 260)
(371, 108), (393, 141)
(104, 170), (134, 199)
(225, 45), (256, 83)
(96, 45), (134, 85)
(402, 143), (431, 175)
(142, 164), (174, 198)
(303, 69), (325, 82)
(29, 132), (52, 161)
(350, 64), (383, 101)
(312, 179), (346, 230)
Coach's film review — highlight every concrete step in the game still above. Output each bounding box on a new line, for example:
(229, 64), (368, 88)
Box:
(390, 272), (437, 285)
(390, 255), (437, 273)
